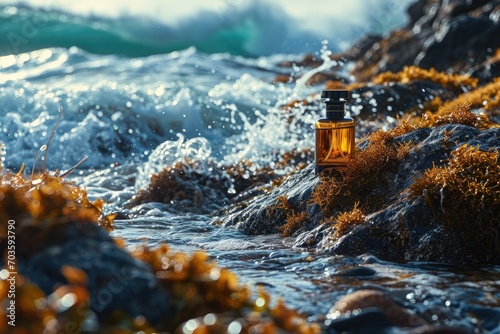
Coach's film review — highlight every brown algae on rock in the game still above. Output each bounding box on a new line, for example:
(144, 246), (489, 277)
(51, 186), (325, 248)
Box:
(410, 144), (500, 260)
(372, 66), (478, 91)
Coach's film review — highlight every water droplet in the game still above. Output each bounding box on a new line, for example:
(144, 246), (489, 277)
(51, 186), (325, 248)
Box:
(60, 293), (77, 308)
(204, 313), (216, 326)
(255, 297), (266, 307)
(183, 319), (199, 333)
(228, 321), (242, 334)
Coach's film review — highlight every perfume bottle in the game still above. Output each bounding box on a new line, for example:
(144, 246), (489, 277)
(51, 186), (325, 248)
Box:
(315, 90), (355, 174)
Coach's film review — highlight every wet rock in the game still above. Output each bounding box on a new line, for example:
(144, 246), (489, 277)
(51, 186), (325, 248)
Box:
(216, 163), (319, 235)
(465, 306), (500, 332)
(346, 81), (456, 119)
(342, 34), (383, 61)
(351, 29), (429, 82)
(334, 266), (377, 277)
(351, 0), (500, 80)
(469, 55), (500, 85)
(214, 124), (500, 265)
(18, 221), (172, 327)
(417, 16), (500, 72)
(327, 307), (395, 333)
(327, 290), (470, 333)
(329, 289), (427, 328)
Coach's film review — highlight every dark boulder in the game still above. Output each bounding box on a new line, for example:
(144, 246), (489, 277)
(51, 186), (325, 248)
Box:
(417, 16), (500, 72)
(214, 124), (500, 265)
(17, 221), (172, 327)
(351, 0), (500, 80)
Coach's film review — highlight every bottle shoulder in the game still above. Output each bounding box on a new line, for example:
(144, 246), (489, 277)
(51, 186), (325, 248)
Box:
(316, 117), (354, 128)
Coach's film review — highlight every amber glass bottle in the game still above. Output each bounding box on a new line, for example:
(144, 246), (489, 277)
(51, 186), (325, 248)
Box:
(315, 90), (355, 174)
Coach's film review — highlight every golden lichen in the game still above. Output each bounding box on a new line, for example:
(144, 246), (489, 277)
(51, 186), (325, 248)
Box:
(410, 144), (500, 258)
(372, 66), (478, 91)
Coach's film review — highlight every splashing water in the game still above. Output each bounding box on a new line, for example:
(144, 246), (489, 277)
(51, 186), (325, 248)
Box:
(292, 40), (338, 98)
(0, 142), (5, 170)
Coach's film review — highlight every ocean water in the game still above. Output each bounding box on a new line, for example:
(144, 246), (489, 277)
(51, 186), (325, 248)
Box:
(0, 0), (411, 57)
(1, 1), (499, 332)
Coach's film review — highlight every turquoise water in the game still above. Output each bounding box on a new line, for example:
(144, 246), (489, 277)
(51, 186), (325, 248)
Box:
(0, 5), (269, 57)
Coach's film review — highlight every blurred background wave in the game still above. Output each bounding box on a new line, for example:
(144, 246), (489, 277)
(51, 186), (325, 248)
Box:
(0, 0), (413, 57)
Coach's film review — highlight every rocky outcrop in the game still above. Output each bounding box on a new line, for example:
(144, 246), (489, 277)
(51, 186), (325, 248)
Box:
(18, 221), (172, 327)
(214, 124), (500, 265)
(349, 0), (500, 81)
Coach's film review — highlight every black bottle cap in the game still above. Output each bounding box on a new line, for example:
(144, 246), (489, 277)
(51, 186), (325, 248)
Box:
(322, 90), (349, 119)
(321, 90), (349, 101)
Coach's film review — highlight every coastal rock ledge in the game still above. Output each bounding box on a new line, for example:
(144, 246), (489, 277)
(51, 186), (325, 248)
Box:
(214, 124), (500, 265)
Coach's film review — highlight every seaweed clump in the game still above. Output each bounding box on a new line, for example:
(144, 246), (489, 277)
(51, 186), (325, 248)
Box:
(132, 244), (320, 333)
(130, 160), (231, 213)
(131, 147), (313, 213)
(435, 78), (500, 118)
(267, 195), (309, 237)
(410, 144), (500, 262)
(372, 66), (478, 91)
(0, 269), (98, 333)
(332, 203), (366, 240)
(311, 101), (498, 240)
(0, 169), (114, 257)
(419, 101), (499, 130)
(311, 134), (412, 220)
(0, 168), (121, 332)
